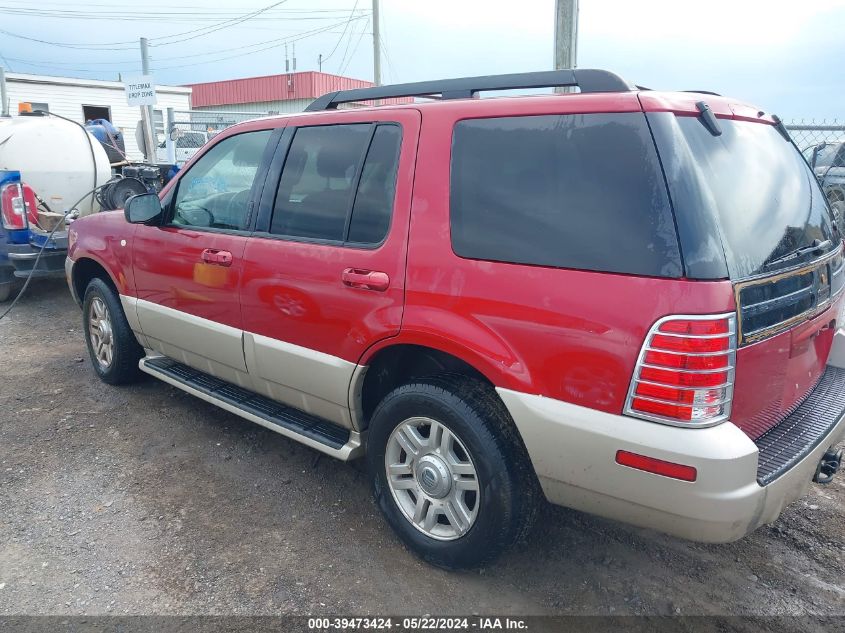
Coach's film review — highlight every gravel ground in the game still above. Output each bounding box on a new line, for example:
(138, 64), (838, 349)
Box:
(1, 279), (844, 618)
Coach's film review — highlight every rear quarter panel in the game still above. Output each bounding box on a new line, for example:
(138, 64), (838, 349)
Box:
(389, 95), (737, 413)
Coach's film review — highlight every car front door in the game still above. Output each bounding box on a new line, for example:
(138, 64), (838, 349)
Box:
(132, 126), (280, 384)
(239, 109), (420, 428)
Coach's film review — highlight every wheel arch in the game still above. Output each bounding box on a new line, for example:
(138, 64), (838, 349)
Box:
(352, 336), (522, 430)
(71, 256), (121, 304)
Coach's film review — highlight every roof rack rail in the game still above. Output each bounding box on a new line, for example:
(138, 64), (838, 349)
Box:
(304, 69), (634, 112)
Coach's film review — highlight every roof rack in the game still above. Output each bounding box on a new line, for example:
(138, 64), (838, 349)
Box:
(304, 69), (634, 112)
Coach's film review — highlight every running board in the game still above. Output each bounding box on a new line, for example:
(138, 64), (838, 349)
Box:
(140, 356), (362, 460)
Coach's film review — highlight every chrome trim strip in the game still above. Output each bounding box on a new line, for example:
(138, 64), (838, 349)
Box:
(634, 378), (733, 391)
(639, 362), (734, 374)
(734, 244), (844, 346)
(734, 246), (841, 285)
(651, 331), (734, 339)
(644, 347), (732, 357)
(630, 393), (733, 408)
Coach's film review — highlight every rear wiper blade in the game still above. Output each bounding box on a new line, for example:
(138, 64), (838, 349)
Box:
(765, 239), (833, 269)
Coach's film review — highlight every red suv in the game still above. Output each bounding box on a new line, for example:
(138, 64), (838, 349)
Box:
(66, 70), (845, 568)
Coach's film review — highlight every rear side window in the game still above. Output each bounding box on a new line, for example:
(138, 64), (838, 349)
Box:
(271, 123), (401, 244)
(450, 113), (682, 277)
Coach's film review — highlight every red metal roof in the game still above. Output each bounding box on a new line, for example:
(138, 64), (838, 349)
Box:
(187, 71), (410, 108)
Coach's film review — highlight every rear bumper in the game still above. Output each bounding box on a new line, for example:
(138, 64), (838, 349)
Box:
(3, 239), (68, 279)
(499, 342), (845, 543)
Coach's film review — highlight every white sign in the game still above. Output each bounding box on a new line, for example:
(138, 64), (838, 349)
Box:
(124, 75), (157, 106)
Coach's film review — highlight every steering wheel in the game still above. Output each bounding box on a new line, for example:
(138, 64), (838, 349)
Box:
(174, 204), (214, 227)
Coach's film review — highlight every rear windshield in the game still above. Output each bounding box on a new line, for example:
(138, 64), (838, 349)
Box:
(663, 116), (838, 279)
(450, 113), (682, 278)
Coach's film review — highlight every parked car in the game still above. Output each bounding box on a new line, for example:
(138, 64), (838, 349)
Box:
(65, 70), (845, 569)
(155, 130), (210, 164)
(0, 170), (68, 302)
(804, 140), (845, 227)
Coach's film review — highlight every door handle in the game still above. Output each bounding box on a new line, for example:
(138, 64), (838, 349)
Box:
(342, 268), (390, 291)
(201, 249), (233, 267)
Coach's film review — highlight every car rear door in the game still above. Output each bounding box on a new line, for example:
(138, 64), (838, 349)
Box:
(239, 108), (420, 428)
(132, 126), (281, 384)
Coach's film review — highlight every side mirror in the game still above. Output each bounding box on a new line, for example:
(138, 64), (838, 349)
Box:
(170, 127), (183, 141)
(124, 192), (163, 225)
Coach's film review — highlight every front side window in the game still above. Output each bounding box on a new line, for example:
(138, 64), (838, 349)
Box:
(172, 130), (272, 231)
(450, 113), (682, 277)
(270, 123), (401, 244)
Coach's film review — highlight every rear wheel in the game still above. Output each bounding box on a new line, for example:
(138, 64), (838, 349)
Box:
(367, 375), (539, 569)
(82, 278), (143, 385)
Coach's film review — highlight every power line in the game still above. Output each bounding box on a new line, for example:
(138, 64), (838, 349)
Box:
(320, 0), (359, 64)
(1, 15), (370, 75)
(0, 7), (367, 23)
(0, 0), (296, 50)
(147, 0), (291, 45)
(335, 11), (363, 74)
(0, 27), (137, 50)
(1, 0), (358, 11)
(339, 18), (369, 77)
(0, 50), (14, 71)
(150, 16), (368, 71)
(379, 33), (397, 83)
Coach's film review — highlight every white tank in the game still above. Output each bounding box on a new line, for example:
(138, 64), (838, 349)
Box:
(0, 115), (112, 216)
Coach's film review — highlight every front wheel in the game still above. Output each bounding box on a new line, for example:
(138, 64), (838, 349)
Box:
(82, 278), (143, 385)
(367, 375), (539, 569)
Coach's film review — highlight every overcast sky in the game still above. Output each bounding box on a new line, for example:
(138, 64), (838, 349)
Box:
(1, 0), (843, 121)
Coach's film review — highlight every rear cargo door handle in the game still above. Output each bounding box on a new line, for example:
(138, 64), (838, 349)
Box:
(341, 268), (390, 291)
(201, 249), (233, 267)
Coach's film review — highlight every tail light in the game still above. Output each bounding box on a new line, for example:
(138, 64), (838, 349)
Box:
(624, 314), (737, 427)
(22, 184), (39, 226)
(1, 182), (28, 230)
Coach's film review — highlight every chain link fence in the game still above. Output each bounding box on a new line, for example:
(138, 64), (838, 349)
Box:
(159, 109), (271, 163)
(786, 120), (845, 226)
(786, 120), (845, 152)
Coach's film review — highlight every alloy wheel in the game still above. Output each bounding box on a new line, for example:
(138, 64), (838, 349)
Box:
(88, 296), (114, 369)
(384, 416), (480, 540)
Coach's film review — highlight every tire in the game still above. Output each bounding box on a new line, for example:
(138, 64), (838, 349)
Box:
(367, 374), (540, 569)
(82, 277), (144, 385)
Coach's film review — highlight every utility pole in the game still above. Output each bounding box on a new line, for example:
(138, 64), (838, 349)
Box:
(318, 54), (322, 72)
(139, 37), (157, 162)
(0, 67), (9, 118)
(372, 0), (381, 86)
(553, 0), (578, 94)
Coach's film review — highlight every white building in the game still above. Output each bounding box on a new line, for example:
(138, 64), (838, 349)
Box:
(3, 72), (192, 160)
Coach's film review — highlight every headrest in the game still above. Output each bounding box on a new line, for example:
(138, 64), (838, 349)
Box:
(316, 145), (356, 179)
